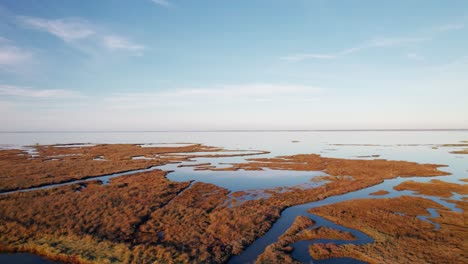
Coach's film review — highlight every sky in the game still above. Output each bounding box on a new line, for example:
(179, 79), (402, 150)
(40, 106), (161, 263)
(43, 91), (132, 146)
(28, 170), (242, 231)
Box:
(0, 0), (467, 131)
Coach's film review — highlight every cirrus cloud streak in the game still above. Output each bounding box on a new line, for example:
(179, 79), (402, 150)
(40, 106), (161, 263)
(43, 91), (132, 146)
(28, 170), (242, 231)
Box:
(0, 84), (81, 98)
(18, 16), (145, 55)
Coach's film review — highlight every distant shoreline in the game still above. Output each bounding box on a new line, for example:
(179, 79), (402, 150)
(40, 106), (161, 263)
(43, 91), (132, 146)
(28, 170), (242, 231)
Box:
(1, 129), (468, 133)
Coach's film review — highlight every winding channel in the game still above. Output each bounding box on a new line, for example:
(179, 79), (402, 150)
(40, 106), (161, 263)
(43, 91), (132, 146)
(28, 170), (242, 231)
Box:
(0, 165), (163, 196)
(228, 176), (463, 264)
(1, 150), (465, 264)
(291, 213), (371, 264)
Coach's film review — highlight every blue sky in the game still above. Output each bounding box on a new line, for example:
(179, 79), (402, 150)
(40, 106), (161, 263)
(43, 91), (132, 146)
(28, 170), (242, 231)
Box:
(0, 0), (467, 131)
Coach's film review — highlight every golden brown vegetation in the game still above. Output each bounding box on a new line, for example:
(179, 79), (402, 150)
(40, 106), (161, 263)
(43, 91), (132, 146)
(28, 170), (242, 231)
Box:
(0, 145), (453, 263)
(308, 196), (467, 264)
(394, 179), (468, 198)
(256, 216), (313, 264)
(0, 170), (285, 263)
(223, 154), (448, 179)
(441, 143), (468, 147)
(0, 170), (191, 263)
(450, 148), (468, 154)
(369, 190), (389, 195)
(256, 215), (356, 264)
(436, 142), (468, 154)
(296, 226), (355, 242)
(0, 144), (219, 192)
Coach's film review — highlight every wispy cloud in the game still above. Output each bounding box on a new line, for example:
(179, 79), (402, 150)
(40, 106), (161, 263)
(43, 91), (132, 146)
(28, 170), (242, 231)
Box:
(282, 37), (426, 62)
(0, 85), (80, 98)
(116, 83), (320, 98)
(282, 21), (465, 62)
(105, 83), (322, 109)
(406, 53), (425, 61)
(0, 37), (32, 67)
(281, 54), (338, 61)
(0, 44), (32, 65)
(18, 16), (144, 55)
(436, 23), (465, 32)
(102, 35), (145, 52)
(19, 16), (95, 42)
(151, 0), (171, 7)
(367, 37), (425, 47)
(169, 83), (320, 97)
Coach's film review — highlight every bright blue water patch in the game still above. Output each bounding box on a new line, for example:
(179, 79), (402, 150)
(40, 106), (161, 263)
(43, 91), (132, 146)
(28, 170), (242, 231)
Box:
(164, 166), (326, 192)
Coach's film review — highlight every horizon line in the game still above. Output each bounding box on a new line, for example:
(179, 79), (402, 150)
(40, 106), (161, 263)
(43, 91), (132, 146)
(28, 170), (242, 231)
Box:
(1, 128), (467, 133)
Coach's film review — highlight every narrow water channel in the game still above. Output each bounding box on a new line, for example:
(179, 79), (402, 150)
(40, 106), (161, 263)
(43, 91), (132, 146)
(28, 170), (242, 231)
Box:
(0, 165), (163, 195)
(0, 253), (59, 264)
(228, 175), (463, 264)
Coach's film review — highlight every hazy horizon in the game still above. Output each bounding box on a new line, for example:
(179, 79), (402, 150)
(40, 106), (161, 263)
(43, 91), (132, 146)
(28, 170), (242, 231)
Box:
(1, 1), (467, 131)
(1, 129), (468, 134)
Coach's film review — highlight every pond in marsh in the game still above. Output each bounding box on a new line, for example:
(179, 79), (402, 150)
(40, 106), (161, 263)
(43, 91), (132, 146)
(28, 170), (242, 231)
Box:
(160, 155), (328, 192)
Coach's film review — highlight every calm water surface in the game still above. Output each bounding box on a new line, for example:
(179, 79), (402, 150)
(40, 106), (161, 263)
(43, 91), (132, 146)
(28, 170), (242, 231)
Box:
(0, 253), (58, 264)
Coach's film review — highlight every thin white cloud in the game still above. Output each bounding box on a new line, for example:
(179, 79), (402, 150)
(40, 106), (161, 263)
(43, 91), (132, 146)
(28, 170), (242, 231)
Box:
(367, 37), (425, 47)
(104, 83), (322, 109)
(19, 16), (95, 42)
(406, 53), (424, 61)
(18, 16), (144, 55)
(151, 0), (171, 7)
(282, 21), (465, 62)
(118, 83), (320, 98)
(0, 44), (32, 65)
(102, 35), (145, 52)
(282, 37), (426, 62)
(171, 83), (320, 96)
(0, 85), (80, 98)
(436, 23), (465, 32)
(281, 54), (337, 61)
(0, 38), (32, 66)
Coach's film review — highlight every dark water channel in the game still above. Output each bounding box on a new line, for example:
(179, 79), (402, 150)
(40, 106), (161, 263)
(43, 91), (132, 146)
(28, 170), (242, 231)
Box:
(0, 253), (59, 264)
